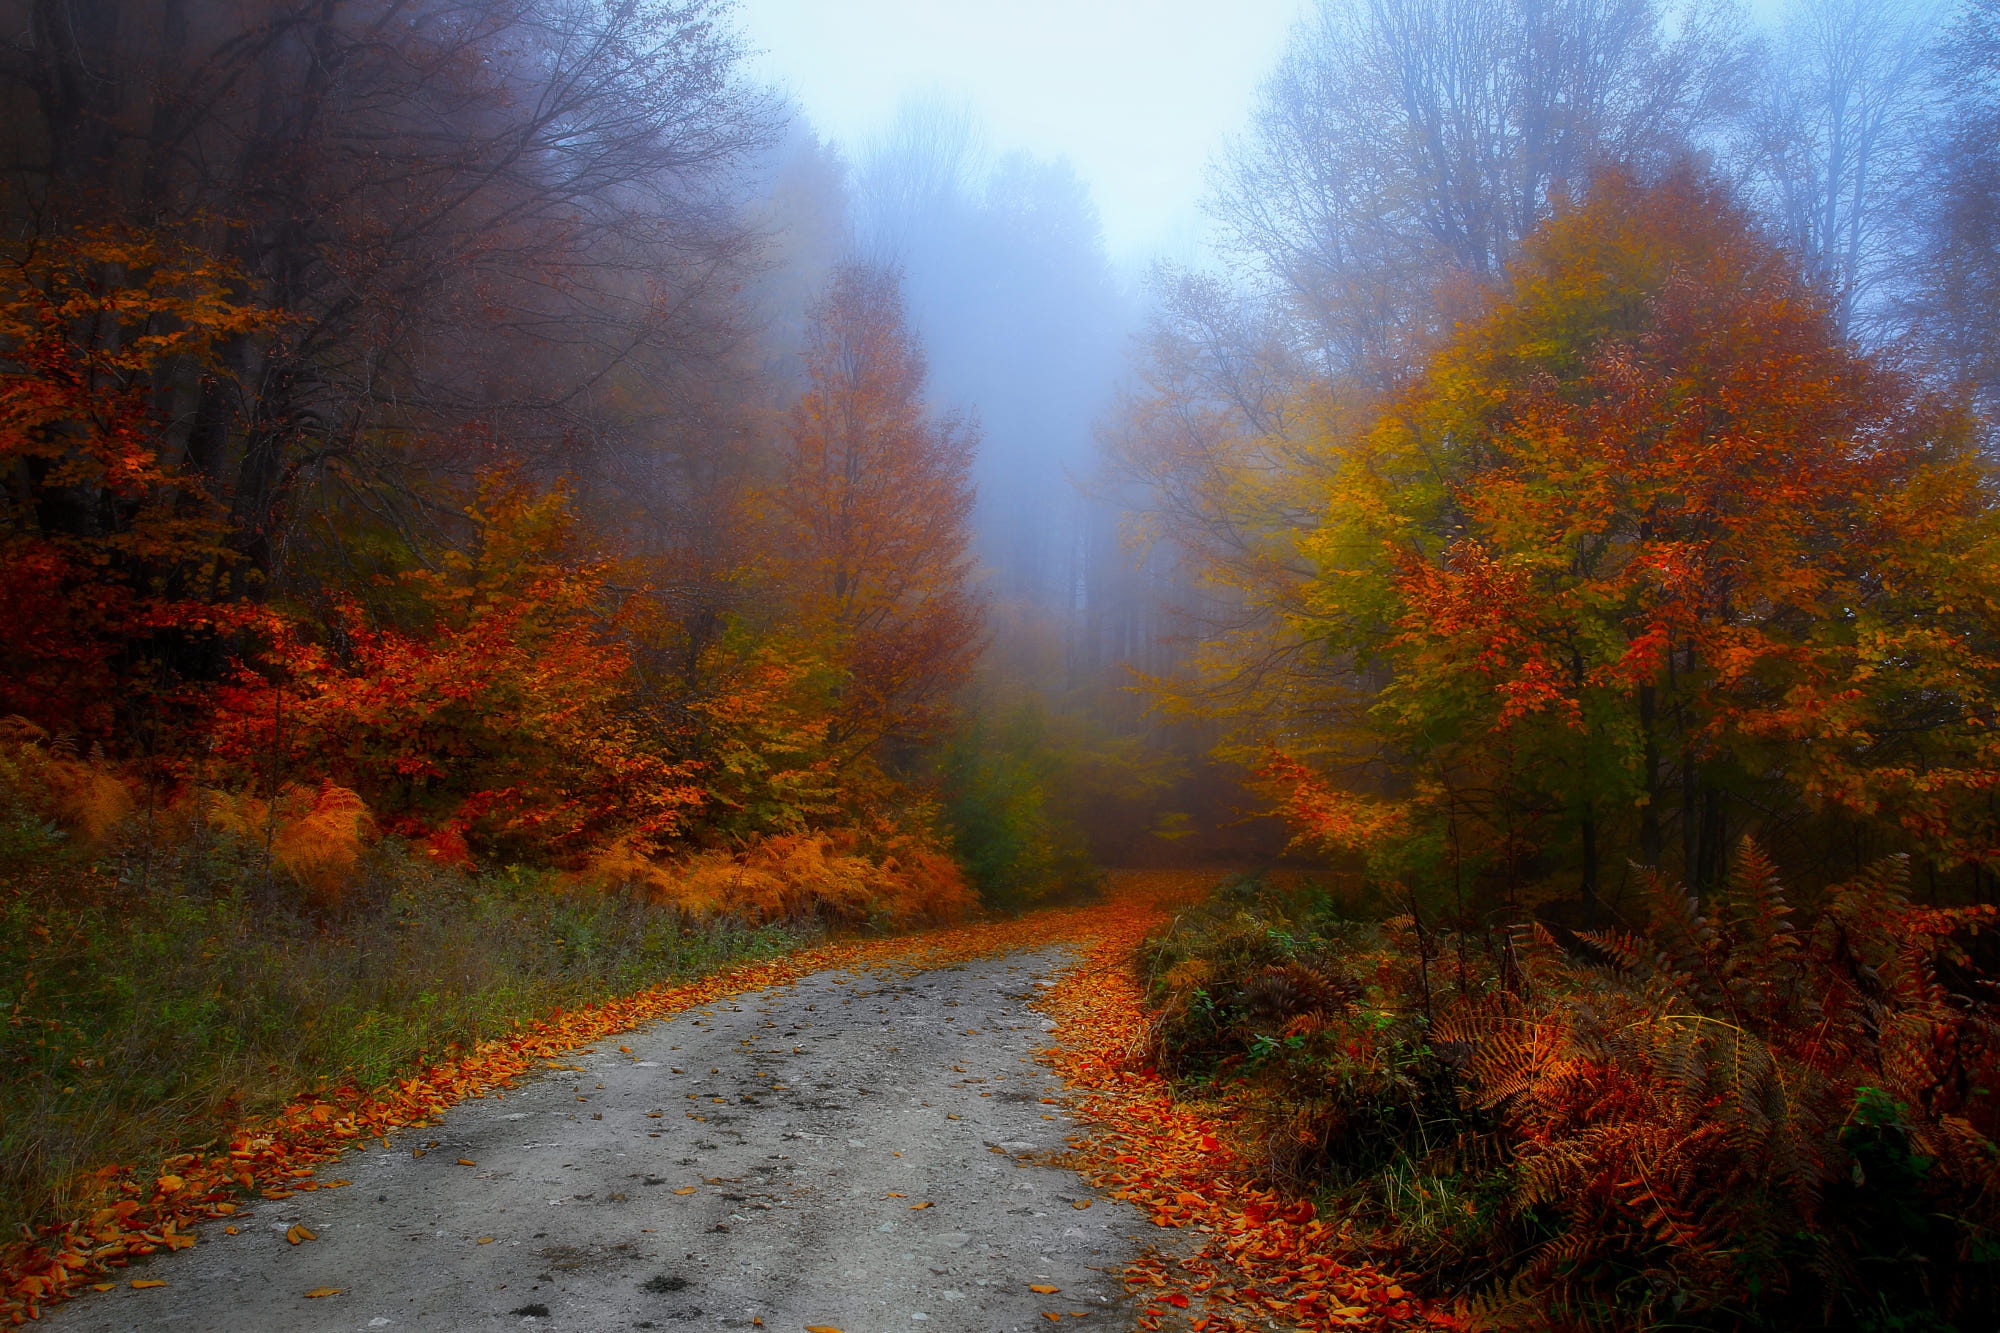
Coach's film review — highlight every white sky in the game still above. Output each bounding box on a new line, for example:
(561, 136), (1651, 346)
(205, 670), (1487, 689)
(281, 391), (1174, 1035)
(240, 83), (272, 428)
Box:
(734, 0), (1312, 267)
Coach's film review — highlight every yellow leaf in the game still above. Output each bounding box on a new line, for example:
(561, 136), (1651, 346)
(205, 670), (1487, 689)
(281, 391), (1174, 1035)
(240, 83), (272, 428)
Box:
(884, 1193), (906, 1198)
(673, 1187), (697, 1195)
(213, 1202), (237, 1215)
(90, 1283), (115, 1292)
(156, 1174), (185, 1193)
(304, 1287), (342, 1298)
(322, 1180), (351, 1188)
(908, 1201), (933, 1210)
(411, 1149), (426, 1158)
(285, 1224), (316, 1245)
(805, 1327), (843, 1332)
(477, 1236), (494, 1245)
(1030, 1284), (1060, 1293)
(131, 1279), (167, 1289)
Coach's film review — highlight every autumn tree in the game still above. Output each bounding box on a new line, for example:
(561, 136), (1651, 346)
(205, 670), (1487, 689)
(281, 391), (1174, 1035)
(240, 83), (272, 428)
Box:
(0, 227), (283, 734)
(0, 0), (779, 629)
(775, 261), (980, 758)
(1262, 169), (1995, 912)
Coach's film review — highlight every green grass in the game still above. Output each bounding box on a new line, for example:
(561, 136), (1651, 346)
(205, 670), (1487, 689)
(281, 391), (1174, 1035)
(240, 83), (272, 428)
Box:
(0, 824), (815, 1243)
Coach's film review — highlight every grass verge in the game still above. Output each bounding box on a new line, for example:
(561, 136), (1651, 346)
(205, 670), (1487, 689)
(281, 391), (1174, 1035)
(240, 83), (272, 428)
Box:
(1, 829), (812, 1250)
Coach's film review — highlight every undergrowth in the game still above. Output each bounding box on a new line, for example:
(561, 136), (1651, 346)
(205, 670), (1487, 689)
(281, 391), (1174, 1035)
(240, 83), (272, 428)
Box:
(0, 755), (823, 1247)
(1140, 855), (2000, 1331)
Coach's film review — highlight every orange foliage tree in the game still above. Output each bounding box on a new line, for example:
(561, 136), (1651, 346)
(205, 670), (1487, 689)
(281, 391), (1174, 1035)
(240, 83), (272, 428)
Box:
(773, 261), (982, 759)
(1269, 169), (1997, 908)
(0, 227), (283, 735)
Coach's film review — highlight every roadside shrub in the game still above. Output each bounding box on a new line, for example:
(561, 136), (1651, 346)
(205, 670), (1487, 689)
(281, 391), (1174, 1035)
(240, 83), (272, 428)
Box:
(1139, 848), (2000, 1330)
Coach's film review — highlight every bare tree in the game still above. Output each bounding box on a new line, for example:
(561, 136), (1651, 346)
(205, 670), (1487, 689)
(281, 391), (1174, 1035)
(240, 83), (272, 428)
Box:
(1909, 0), (2000, 416)
(1211, 0), (1749, 380)
(1748, 0), (1941, 339)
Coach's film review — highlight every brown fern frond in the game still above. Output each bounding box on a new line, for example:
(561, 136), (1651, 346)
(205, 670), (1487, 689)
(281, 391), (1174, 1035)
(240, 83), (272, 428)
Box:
(269, 782), (377, 906)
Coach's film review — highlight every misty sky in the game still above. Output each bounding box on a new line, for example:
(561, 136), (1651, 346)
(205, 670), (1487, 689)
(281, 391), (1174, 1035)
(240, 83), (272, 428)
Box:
(736, 0), (1310, 266)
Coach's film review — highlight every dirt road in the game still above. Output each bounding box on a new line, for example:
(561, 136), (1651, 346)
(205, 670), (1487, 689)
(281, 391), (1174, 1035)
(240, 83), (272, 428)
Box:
(53, 946), (1153, 1332)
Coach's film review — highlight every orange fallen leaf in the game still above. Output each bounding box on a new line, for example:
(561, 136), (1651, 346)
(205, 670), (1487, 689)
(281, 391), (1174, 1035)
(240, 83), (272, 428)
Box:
(804, 1326), (843, 1332)
(476, 1236), (494, 1244)
(884, 1192), (906, 1198)
(908, 1200), (933, 1210)
(1071, 1199), (1092, 1209)
(224, 1225), (240, 1235)
(304, 1287), (341, 1298)
(285, 1224), (315, 1244)
(131, 1280), (167, 1289)
(156, 1175), (185, 1193)
(1030, 1284), (1060, 1293)
(457, 1158), (476, 1166)
(673, 1187), (697, 1195)
(1166, 1292), (1189, 1308)
(90, 1283), (114, 1292)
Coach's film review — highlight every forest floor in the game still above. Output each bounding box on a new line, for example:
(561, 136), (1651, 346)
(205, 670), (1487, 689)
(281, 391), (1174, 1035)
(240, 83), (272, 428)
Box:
(25, 871), (1445, 1333)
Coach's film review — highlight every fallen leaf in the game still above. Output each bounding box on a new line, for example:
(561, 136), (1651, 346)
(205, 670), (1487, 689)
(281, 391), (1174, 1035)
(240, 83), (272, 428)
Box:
(131, 1280), (167, 1289)
(285, 1224), (316, 1245)
(457, 1158), (476, 1167)
(804, 1326), (843, 1332)
(673, 1187), (697, 1195)
(411, 1149), (426, 1158)
(1030, 1284), (1060, 1294)
(883, 1193), (906, 1198)
(303, 1286), (341, 1298)
(908, 1201), (933, 1210)
(322, 1180), (351, 1189)
(477, 1236), (494, 1245)
(90, 1283), (114, 1292)
(1166, 1293), (1190, 1309)
(224, 1225), (240, 1235)
(619, 1046), (632, 1053)
(155, 1175), (184, 1193)
(1071, 1199), (1092, 1210)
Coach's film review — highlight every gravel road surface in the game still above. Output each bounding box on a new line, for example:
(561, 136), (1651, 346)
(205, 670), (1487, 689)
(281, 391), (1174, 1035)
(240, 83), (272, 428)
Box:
(51, 947), (1152, 1332)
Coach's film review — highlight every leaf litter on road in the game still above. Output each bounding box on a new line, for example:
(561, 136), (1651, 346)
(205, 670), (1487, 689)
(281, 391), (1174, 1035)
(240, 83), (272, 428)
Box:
(3, 869), (1452, 1329)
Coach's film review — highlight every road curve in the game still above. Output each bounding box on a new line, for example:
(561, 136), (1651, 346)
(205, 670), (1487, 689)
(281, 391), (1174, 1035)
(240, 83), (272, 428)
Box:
(52, 946), (1153, 1333)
